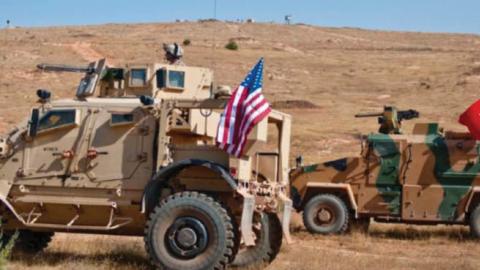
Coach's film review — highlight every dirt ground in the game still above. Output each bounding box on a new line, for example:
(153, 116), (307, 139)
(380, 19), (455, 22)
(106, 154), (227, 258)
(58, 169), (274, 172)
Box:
(7, 221), (480, 270)
(1, 21), (480, 269)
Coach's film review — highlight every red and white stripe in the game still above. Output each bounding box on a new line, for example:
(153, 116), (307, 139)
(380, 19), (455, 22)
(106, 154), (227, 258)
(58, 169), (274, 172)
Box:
(216, 85), (271, 157)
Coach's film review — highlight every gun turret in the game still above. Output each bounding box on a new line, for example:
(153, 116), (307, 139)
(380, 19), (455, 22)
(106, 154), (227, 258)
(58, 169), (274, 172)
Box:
(37, 59), (107, 99)
(355, 106), (419, 134)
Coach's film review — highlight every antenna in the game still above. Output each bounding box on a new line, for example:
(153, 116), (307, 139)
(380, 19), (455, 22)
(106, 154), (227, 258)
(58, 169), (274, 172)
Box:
(214, 0), (217, 19)
(211, 0), (218, 92)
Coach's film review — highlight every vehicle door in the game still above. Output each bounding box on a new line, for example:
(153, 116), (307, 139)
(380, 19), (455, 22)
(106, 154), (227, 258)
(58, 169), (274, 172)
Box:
(20, 107), (83, 184)
(68, 106), (156, 191)
(358, 134), (405, 216)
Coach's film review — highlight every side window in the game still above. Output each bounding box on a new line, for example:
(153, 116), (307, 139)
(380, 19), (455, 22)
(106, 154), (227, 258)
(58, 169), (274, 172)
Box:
(130, 68), (147, 87)
(107, 68), (125, 80)
(156, 69), (185, 89)
(102, 68), (125, 82)
(38, 110), (77, 132)
(168, 70), (185, 89)
(110, 113), (134, 126)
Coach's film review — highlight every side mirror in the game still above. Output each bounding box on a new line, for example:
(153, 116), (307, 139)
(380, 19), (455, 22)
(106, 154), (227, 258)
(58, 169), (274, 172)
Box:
(28, 108), (39, 138)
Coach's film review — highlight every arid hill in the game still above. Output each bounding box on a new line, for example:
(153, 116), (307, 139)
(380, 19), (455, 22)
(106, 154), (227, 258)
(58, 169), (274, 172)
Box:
(1, 22), (480, 270)
(2, 21), (480, 161)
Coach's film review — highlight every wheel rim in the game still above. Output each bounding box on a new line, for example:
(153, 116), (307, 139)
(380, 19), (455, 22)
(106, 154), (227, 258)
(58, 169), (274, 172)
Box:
(314, 204), (336, 226)
(166, 217), (209, 259)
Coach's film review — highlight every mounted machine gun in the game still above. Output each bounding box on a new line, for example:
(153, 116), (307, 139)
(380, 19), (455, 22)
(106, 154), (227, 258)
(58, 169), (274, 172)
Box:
(355, 106), (419, 134)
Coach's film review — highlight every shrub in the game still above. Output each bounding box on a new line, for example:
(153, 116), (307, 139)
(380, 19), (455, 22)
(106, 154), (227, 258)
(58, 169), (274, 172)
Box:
(225, 40), (239, 51)
(183, 39), (191, 46)
(0, 226), (17, 269)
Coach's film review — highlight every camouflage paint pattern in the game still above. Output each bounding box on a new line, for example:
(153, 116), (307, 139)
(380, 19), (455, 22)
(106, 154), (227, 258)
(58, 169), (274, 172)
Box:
(368, 134), (401, 215)
(425, 123), (478, 220)
(291, 122), (480, 224)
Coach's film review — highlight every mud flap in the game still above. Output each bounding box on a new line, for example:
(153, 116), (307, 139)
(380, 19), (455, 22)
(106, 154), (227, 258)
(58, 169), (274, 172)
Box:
(278, 193), (293, 244)
(239, 189), (256, 246)
(238, 188), (293, 246)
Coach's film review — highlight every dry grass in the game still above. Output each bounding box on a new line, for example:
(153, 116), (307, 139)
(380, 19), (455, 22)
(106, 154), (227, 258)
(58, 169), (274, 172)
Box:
(1, 21), (480, 269)
(8, 234), (150, 270)
(274, 226), (479, 270)
(6, 222), (480, 270)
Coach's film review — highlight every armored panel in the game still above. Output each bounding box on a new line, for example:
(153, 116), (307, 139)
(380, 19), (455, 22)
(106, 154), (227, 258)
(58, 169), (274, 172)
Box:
(171, 145), (229, 168)
(153, 64), (213, 100)
(98, 63), (213, 100)
(187, 109), (221, 137)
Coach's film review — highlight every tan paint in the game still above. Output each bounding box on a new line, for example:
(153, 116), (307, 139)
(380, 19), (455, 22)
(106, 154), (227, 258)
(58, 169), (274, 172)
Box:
(0, 60), (293, 249)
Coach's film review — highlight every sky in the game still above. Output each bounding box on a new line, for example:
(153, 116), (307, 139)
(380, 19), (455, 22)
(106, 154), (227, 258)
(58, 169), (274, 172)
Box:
(0, 0), (479, 34)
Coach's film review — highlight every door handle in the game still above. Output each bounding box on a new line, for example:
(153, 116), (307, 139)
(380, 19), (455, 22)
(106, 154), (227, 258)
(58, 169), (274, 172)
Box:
(52, 150), (75, 159)
(87, 148), (109, 160)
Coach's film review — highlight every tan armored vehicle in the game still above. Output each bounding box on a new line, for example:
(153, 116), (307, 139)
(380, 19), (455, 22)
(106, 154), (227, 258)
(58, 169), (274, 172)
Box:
(291, 106), (480, 236)
(0, 58), (292, 269)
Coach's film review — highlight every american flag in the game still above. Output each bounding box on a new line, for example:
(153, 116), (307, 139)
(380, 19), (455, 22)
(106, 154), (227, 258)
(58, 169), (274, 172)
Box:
(216, 58), (271, 157)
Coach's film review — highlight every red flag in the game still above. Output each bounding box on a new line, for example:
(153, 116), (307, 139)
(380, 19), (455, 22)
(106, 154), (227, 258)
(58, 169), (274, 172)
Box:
(459, 99), (480, 140)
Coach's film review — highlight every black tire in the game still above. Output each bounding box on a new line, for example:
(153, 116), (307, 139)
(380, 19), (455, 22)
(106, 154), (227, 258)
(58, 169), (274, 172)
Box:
(231, 213), (282, 268)
(1, 230), (54, 254)
(303, 194), (349, 234)
(144, 191), (236, 270)
(469, 204), (480, 238)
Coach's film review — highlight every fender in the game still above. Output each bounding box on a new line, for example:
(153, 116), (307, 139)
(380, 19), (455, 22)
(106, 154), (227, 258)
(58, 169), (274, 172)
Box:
(141, 159), (238, 214)
(141, 159), (257, 246)
(304, 182), (358, 215)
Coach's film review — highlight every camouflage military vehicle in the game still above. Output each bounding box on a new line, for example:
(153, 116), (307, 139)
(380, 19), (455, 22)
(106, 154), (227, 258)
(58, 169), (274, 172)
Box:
(291, 106), (480, 236)
(0, 58), (293, 269)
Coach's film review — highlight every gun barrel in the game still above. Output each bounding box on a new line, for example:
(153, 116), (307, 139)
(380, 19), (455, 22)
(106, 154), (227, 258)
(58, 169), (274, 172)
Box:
(355, 112), (383, 118)
(37, 63), (93, 73)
